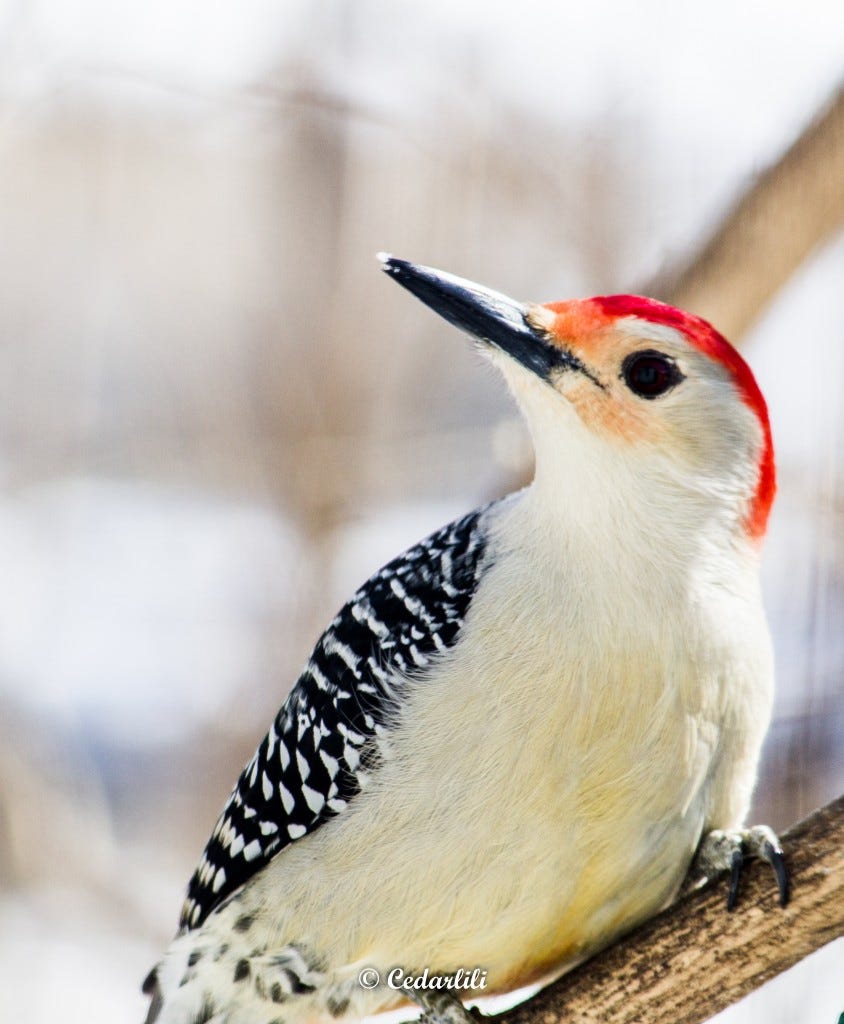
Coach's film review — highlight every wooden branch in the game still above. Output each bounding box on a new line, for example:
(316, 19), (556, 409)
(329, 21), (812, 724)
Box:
(649, 84), (844, 341)
(498, 794), (844, 1024)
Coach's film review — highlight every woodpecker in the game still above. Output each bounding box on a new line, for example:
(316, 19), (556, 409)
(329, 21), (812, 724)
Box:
(144, 257), (787, 1024)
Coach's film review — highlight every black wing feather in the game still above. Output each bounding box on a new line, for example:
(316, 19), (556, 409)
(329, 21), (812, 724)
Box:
(180, 505), (492, 930)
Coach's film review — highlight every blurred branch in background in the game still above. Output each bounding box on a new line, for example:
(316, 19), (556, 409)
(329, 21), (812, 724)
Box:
(649, 83), (844, 340)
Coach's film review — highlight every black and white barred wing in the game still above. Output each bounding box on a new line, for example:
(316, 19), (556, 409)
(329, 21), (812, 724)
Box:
(180, 505), (492, 930)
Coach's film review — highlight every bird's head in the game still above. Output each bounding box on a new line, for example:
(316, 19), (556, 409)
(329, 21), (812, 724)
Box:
(380, 256), (774, 547)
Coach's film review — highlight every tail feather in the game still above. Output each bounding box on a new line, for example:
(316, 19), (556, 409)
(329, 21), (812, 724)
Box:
(142, 966), (163, 1024)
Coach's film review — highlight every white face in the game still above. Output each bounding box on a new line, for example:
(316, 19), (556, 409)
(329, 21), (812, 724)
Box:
(499, 308), (770, 542)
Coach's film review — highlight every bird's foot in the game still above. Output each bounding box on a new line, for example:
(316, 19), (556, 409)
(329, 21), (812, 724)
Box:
(690, 825), (789, 911)
(409, 987), (484, 1024)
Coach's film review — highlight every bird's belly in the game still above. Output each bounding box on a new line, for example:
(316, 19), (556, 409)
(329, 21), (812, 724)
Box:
(253, 623), (726, 996)
(487, 810), (698, 991)
(389, 676), (707, 985)
(262, 706), (708, 995)
(398, 789), (701, 993)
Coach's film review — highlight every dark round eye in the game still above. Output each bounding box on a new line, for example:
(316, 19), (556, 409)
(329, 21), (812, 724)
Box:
(621, 351), (683, 399)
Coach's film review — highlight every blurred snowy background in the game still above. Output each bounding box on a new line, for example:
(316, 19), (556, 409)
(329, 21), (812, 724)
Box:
(0, 2), (841, 1022)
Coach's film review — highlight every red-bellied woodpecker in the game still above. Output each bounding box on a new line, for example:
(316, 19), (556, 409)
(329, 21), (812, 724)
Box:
(143, 257), (787, 1024)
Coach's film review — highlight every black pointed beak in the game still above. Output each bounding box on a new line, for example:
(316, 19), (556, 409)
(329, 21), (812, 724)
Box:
(378, 255), (576, 382)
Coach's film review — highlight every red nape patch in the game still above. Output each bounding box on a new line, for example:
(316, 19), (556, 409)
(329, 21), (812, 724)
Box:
(593, 295), (775, 540)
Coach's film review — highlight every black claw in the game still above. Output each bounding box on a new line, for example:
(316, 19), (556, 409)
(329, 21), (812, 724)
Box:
(769, 847), (790, 908)
(727, 847), (743, 911)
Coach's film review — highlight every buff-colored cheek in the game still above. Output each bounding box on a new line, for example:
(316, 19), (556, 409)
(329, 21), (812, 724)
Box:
(562, 379), (664, 445)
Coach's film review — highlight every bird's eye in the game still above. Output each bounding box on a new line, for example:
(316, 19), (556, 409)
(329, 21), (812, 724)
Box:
(621, 351), (683, 399)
